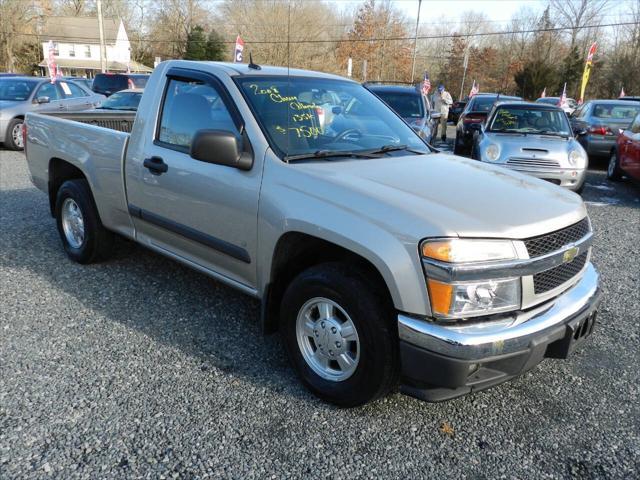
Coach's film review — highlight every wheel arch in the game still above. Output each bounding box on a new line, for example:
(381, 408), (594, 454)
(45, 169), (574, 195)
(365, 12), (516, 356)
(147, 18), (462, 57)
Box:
(261, 232), (395, 335)
(48, 158), (88, 217)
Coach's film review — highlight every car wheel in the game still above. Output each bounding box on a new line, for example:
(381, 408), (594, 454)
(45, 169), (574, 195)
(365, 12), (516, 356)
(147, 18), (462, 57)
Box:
(5, 118), (24, 151)
(55, 179), (114, 264)
(280, 262), (399, 407)
(607, 150), (623, 181)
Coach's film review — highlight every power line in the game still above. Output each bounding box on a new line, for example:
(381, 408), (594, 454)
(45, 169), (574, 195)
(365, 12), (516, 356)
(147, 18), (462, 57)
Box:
(7, 20), (639, 45)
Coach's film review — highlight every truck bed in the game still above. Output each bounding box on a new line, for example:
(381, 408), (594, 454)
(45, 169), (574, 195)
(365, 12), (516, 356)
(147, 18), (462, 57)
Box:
(25, 112), (135, 238)
(44, 111), (136, 133)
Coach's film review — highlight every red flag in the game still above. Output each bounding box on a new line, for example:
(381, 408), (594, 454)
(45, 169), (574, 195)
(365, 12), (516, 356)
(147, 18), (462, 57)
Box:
(421, 71), (431, 96)
(469, 80), (479, 98)
(47, 40), (57, 83)
(233, 35), (244, 63)
(541, 87), (546, 98)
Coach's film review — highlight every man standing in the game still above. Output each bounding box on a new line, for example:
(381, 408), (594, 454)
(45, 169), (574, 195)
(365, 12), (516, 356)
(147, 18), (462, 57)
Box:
(433, 84), (453, 142)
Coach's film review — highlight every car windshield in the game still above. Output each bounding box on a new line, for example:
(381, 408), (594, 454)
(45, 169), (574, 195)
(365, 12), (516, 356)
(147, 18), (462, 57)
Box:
(471, 96), (520, 112)
(236, 76), (429, 159)
(0, 79), (37, 101)
(93, 75), (128, 91)
(373, 91), (424, 118)
(99, 91), (142, 110)
(489, 106), (571, 136)
(592, 103), (640, 120)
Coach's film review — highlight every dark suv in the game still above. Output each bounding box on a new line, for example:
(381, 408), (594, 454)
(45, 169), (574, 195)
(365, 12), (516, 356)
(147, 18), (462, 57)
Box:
(92, 73), (149, 97)
(454, 93), (521, 155)
(366, 83), (436, 143)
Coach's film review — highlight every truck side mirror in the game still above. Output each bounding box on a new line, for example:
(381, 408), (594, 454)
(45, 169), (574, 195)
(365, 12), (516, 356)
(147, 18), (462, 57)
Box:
(190, 129), (253, 170)
(35, 96), (50, 104)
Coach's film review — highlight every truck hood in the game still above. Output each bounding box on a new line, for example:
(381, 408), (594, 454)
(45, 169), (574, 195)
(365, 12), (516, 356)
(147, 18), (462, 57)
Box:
(293, 153), (587, 239)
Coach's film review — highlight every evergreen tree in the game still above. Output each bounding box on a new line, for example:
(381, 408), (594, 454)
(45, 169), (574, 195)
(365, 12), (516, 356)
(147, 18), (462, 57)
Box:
(184, 26), (208, 60)
(205, 30), (225, 61)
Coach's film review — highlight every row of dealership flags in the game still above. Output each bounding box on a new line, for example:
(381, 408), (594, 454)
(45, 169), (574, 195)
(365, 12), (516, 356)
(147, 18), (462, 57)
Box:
(420, 72), (480, 99)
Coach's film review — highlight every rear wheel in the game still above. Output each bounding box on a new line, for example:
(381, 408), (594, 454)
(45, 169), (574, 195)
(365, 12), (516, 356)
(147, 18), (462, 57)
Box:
(280, 262), (399, 407)
(55, 179), (114, 263)
(607, 150), (623, 181)
(4, 118), (24, 150)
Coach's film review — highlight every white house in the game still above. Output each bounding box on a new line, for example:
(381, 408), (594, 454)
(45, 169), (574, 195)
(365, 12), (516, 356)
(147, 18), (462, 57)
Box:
(38, 17), (152, 77)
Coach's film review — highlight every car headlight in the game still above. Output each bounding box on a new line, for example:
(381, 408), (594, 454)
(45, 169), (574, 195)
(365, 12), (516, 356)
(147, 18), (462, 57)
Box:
(421, 239), (521, 320)
(568, 148), (585, 166)
(485, 144), (500, 161)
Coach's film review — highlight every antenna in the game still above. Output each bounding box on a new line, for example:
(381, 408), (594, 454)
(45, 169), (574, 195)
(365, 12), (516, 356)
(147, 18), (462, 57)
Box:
(248, 53), (261, 70)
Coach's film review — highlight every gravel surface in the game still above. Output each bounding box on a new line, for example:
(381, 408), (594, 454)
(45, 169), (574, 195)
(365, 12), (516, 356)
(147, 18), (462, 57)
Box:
(1, 149), (639, 479)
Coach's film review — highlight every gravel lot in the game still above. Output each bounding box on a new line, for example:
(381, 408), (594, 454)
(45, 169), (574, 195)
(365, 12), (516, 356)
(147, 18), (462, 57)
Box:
(1, 148), (639, 479)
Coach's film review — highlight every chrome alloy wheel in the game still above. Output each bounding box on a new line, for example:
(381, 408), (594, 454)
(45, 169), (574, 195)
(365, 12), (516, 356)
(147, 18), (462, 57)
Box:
(61, 198), (85, 248)
(296, 297), (360, 381)
(12, 122), (24, 149)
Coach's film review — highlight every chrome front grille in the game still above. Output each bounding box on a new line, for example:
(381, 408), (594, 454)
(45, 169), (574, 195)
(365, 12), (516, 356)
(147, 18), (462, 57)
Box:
(533, 251), (588, 294)
(524, 218), (591, 258)
(506, 157), (561, 169)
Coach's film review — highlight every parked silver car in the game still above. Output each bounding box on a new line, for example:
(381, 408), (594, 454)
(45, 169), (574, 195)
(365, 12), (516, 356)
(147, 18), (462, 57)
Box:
(569, 99), (640, 159)
(0, 76), (105, 150)
(472, 101), (588, 193)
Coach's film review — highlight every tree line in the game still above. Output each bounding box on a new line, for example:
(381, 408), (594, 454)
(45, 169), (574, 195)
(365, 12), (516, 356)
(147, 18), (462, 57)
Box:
(1, 0), (638, 100)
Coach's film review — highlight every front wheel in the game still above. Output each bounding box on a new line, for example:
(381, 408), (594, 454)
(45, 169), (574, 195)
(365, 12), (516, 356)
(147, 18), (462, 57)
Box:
(607, 150), (623, 181)
(4, 118), (24, 150)
(280, 263), (399, 407)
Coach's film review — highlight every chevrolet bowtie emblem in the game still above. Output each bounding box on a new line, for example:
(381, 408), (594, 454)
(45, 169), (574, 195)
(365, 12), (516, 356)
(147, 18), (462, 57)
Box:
(563, 246), (579, 263)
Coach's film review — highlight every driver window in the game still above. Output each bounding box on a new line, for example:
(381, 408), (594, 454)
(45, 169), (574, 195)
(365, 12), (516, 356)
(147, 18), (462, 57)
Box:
(631, 114), (640, 134)
(158, 78), (239, 150)
(37, 83), (61, 101)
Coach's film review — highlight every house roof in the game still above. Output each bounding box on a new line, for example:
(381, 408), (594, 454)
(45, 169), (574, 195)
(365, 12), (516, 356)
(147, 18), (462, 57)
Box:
(41, 16), (123, 44)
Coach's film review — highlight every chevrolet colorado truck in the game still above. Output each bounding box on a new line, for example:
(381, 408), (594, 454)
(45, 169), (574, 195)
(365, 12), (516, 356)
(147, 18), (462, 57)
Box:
(24, 61), (602, 406)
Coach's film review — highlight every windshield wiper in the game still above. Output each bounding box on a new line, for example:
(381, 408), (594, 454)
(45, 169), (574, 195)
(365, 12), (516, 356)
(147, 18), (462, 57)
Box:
(366, 144), (427, 155)
(536, 130), (569, 137)
(284, 149), (382, 162)
(490, 128), (525, 135)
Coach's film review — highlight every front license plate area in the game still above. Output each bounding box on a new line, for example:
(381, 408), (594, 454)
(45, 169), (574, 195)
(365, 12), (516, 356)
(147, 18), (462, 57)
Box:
(546, 311), (597, 359)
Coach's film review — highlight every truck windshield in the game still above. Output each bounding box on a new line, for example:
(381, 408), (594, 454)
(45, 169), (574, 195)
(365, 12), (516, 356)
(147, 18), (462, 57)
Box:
(236, 76), (429, 160)
(0, 79), (37, 101)
(489, 106), (571, 136)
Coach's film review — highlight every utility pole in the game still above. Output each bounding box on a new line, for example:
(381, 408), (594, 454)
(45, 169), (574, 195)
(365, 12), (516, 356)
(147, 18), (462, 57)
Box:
(459, 46), (470, 101)
(97, 0), (107, 73)
(410, 0), (423, 83)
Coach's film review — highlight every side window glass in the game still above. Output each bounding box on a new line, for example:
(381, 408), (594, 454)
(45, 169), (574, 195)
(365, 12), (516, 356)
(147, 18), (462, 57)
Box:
(37, 83), (61, 101)
(631, 115), (640, 134)
(61, 82), (87, 98)
(158, 78), (239, 149)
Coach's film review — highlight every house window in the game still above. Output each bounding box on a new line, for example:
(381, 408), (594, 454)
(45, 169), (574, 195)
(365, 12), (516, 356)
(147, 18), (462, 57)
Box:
(85, 45), (91, 58)
(69, 45), (76, 57)
(53, 43), (59, 55)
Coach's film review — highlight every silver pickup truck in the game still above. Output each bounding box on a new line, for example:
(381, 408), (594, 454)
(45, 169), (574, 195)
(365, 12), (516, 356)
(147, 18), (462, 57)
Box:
(24, 61), (602, 406)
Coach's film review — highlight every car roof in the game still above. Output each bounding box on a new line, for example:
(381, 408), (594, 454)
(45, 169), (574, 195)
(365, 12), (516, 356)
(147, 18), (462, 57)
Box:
(586, 99), (640, 105)
(164, 60), (355, 83)
(110, 88), (144, 93)
(471, 94), (521, 100)
(365, 84), (420, 94)
(0, 76), (41, 84)
(494, 101), (563, 111)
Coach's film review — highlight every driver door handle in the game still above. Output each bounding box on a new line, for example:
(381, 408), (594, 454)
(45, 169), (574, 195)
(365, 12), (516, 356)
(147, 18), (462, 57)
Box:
(143, 156), (168, 175)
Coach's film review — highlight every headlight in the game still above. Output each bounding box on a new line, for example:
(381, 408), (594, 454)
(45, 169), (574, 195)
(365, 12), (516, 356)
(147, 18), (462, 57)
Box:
(485, 144), (500, 161)
(422, 239), (516, 263)
(421, 239), (521, 319)
(568, 148), (585, 166)
(427, 277), (521, 319)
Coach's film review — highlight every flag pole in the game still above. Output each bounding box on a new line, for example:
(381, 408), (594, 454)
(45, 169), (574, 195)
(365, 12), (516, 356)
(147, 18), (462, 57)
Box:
(410, 0), (423, 83)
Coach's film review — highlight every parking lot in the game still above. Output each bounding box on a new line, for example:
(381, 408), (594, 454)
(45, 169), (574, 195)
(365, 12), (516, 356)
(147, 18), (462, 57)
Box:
(1, 148), (639, 478)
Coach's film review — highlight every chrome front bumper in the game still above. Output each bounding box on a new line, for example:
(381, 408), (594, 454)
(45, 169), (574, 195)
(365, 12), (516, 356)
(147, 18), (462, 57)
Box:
(398, 263), (600, 361)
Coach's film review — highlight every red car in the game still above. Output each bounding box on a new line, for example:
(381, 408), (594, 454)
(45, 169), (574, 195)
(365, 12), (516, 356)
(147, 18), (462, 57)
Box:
(609, 112), (640, 181)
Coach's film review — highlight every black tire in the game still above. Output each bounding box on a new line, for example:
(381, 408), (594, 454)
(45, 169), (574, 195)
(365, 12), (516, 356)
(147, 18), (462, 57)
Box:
(55, 179), (114, 264)
(4, 118), (24, 151)
(279, 262), (399, 407)
(453, 135), (462, 155)
(470, 143), (478, 160)
(607, 149), (623, 181)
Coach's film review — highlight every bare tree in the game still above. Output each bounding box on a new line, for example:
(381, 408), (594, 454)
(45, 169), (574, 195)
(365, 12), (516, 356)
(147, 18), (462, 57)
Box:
(550, 0), (610, 49)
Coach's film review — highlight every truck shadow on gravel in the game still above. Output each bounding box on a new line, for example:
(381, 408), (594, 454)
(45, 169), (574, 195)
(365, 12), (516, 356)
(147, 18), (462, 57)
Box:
(1, 188), (333, 406)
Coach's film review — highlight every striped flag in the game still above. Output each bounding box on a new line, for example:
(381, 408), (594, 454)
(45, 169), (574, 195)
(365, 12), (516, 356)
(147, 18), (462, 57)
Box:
(421, 71), (431, 96)
(620, 87), (626, 98)
(469, 80), (479, 98)
(541, 87), (546, 98)
(558, 82), (567, 108)
(47, 40), (57, 83)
